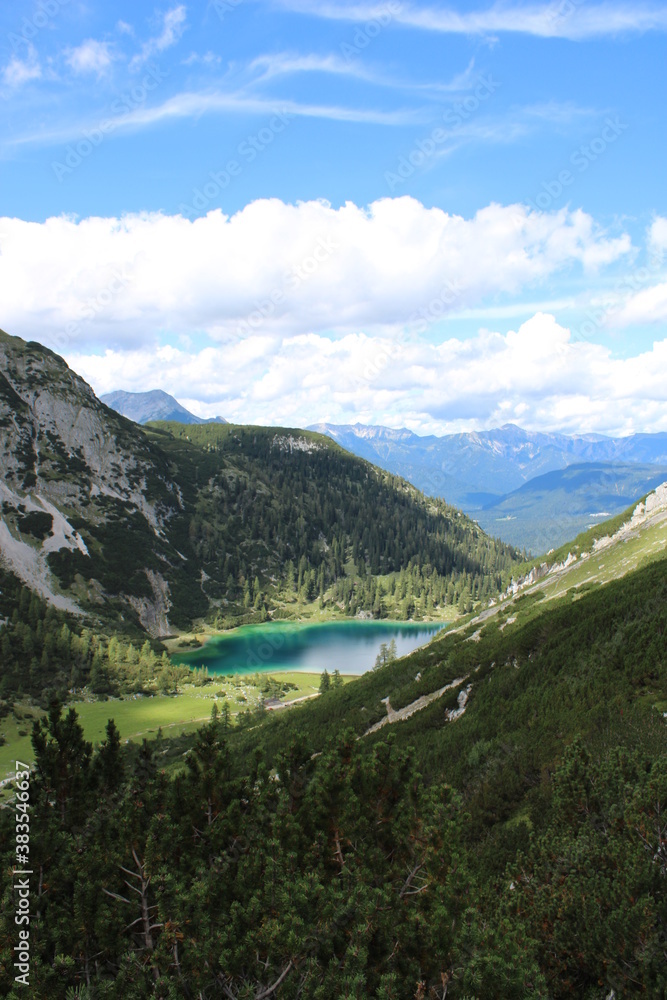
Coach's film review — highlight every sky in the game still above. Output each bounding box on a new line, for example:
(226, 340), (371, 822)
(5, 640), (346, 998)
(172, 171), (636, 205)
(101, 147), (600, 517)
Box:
(0, 0), (666, 436)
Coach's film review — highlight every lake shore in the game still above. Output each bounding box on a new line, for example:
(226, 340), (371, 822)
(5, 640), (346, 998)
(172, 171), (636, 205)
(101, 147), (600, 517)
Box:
(168, 618), (453, 678)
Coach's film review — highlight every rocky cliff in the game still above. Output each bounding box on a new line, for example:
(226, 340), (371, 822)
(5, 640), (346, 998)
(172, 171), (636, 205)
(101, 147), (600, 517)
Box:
(0, 331), (180, 634)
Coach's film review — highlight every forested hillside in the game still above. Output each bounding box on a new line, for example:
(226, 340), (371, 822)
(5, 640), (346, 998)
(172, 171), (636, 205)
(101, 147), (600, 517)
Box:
(0, 331), (518, 651)
(2, 554), (664, 998)
(148, 422), (517, 625)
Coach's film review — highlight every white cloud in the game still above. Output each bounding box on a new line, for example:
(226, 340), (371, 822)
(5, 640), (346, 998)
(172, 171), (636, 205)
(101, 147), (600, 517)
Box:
(649, 215), (667, 255)
(130, 5), (188, 70)
(65, 316), (667, 436)
(592, 218), (667, 327)
(278, 1), (667, 40)
(183, 51), (223, 66)
(244, 51), (476, 94)
(2, 45), (41, 89)
(0, 198), (632, 353)
(65, 40), (115, 77)
(612, 281), (667, 325)
(4, 86), (420, 154)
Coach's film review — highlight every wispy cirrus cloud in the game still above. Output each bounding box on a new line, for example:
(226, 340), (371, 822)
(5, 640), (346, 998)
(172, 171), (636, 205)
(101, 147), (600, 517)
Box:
(129, 4), (188, 71)
(2, 87), (424, 156)
(119, 88), (421, 127)
(244, 50), (478, 95)
(275, 1), (667, 40)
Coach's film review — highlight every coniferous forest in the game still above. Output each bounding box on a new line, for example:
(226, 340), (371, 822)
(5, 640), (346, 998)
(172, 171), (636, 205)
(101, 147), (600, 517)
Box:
(1, 556), (664, 999)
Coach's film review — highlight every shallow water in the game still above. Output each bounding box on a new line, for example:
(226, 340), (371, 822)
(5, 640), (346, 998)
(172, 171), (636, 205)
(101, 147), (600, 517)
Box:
(173, 619), (446, 677)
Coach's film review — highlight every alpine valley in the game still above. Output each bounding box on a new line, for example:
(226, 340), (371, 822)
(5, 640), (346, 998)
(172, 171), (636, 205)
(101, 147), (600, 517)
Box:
(309, 422), (667, 553)
(0, 329), (665, 1000)
(0, 329), (517, 698)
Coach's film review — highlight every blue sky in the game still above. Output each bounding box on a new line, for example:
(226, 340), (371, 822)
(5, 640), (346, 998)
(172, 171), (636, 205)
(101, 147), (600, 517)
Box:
(1, 1), (666, 435)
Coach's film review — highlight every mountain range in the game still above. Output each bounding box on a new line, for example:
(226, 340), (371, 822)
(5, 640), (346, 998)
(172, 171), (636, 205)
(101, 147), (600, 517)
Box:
(309, 422), (667, 552)
(101, 389), (227, 426)
(0, 330), (516, 655)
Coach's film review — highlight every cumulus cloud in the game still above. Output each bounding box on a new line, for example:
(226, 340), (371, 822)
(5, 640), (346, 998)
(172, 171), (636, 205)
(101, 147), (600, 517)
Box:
(612, 281), (667, 326)
(0, 198), (632, 353)
(65, 315), (667, 436)
(649, 215), (667, 255)
(65, 40), (115, 77)
(599, 219), (667, 327)
(2, 45), (41, 89)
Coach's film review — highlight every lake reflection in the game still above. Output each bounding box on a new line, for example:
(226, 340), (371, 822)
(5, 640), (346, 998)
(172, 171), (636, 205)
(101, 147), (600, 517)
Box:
(173, 620), (446, 677)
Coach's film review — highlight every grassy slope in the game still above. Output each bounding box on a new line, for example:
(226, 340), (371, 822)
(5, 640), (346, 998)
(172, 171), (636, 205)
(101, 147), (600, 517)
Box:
(219, 551), (666, 859)
(508, 488), (667, 602)
(218, 491), (667, 752)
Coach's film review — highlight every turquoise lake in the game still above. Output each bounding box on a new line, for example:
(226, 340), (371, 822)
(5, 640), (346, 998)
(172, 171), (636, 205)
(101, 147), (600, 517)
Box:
(173, 620), (447, 677)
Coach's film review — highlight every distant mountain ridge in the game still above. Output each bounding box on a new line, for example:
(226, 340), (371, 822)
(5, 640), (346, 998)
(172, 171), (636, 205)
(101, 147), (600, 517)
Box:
(477, 461), (667, 552)
(101, 389), (227, 426)
(309, 421), (667, 552)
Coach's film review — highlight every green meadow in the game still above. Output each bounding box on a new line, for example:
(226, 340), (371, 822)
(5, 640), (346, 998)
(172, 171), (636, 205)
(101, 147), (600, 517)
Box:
(0, 672), (326, 787)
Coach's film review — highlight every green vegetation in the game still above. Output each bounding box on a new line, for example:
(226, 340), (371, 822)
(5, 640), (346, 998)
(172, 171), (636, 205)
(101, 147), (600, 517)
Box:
(507, 494), (667, 606)
(0, 332), (665, 997)
(0, 568), (194, 704)
(16, 511), (53, 541)
(0, 673), (323, 785)
(374, 638), (397, 670)
(142, 421), (518, 626)
(1, 556), (664, 998)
